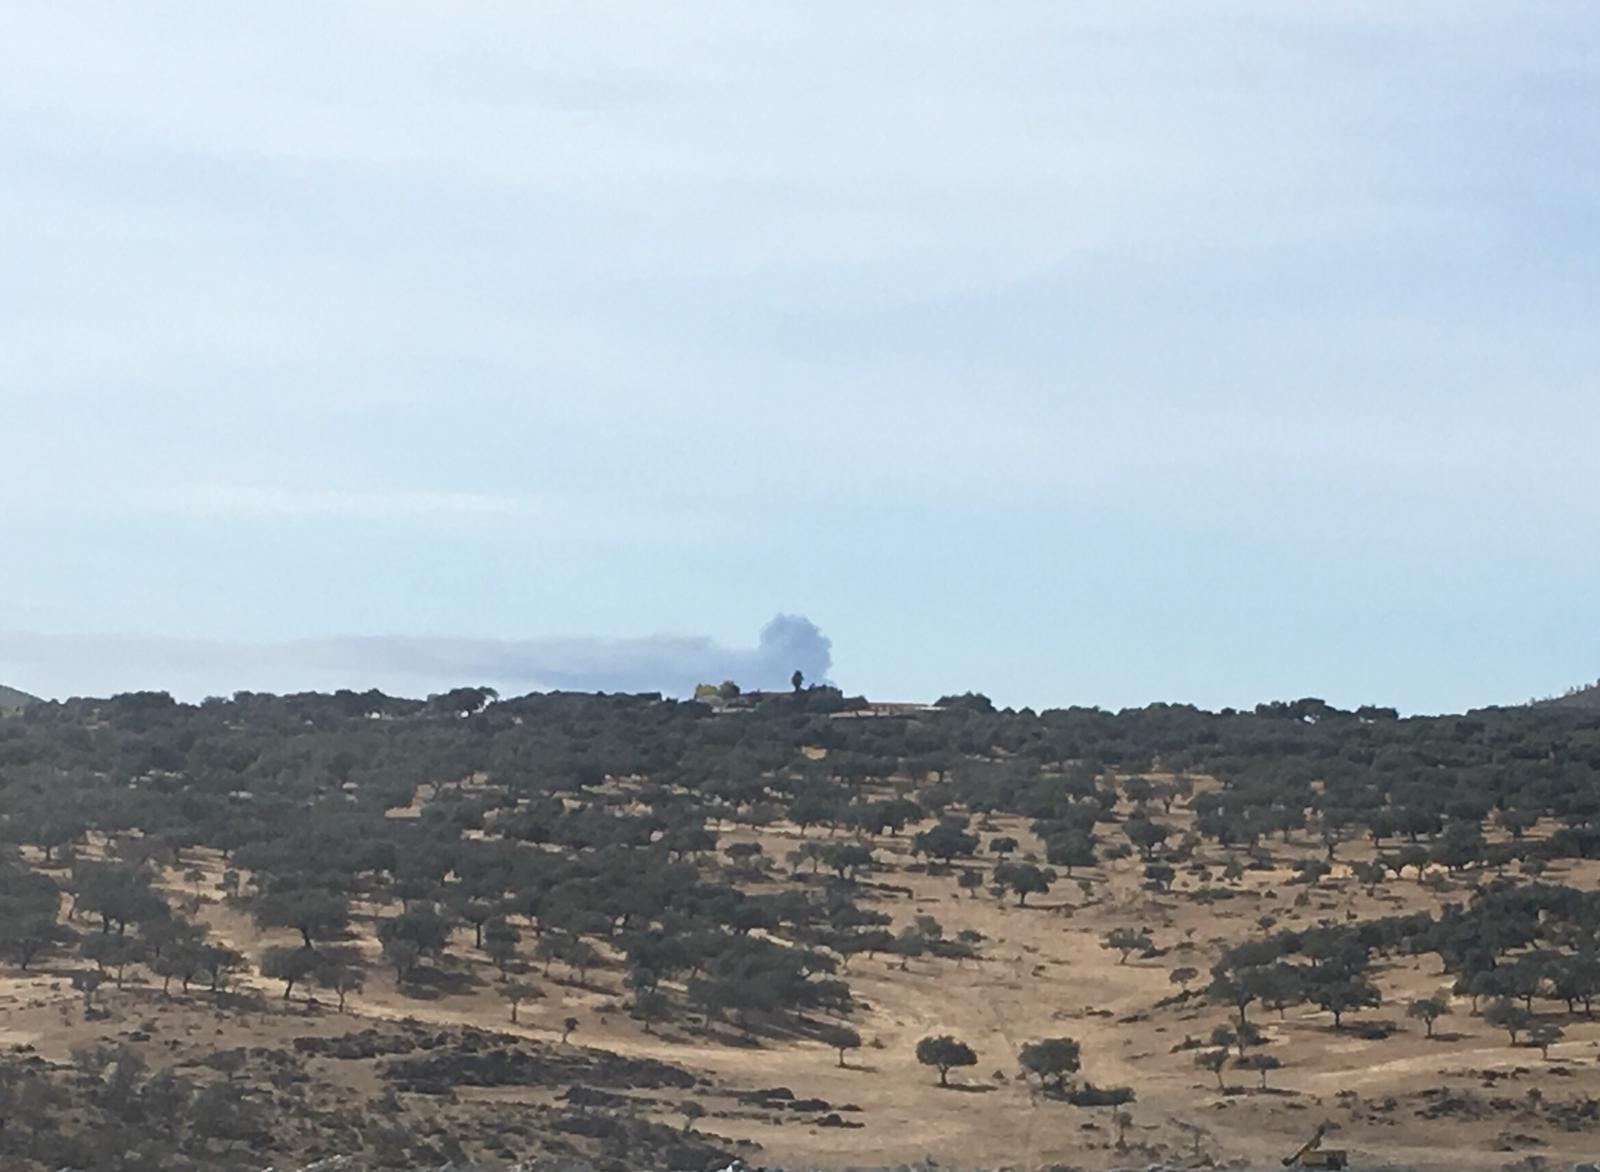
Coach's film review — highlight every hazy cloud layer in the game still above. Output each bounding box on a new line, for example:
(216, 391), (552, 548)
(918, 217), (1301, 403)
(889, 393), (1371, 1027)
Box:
(0, 615), (831, 703)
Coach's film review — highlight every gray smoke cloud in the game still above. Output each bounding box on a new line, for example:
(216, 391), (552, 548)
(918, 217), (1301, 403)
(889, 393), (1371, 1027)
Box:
(0, 614), (832, 702)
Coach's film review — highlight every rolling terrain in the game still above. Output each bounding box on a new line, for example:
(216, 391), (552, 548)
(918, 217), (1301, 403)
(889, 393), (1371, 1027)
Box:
(4, 688), (1600, 1169)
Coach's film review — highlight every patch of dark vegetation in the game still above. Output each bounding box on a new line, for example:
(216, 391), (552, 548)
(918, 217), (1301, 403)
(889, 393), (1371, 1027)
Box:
(293, 1028), (427, 1060)
(1414, 1085), (1600, 1133)
(561, 1084), (637, 1109)
(1064, 1083), (1137, 1107)
(383, 1038), (700, 1094)
(0, 1035), (741, 1172)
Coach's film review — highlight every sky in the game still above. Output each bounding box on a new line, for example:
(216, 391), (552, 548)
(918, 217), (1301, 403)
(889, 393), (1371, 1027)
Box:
(2, 2), (1598, 712)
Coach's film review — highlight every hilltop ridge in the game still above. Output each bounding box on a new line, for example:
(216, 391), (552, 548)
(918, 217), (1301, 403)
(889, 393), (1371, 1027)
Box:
(1536, 679), (1600, 712)
(0, 683), (40, 710)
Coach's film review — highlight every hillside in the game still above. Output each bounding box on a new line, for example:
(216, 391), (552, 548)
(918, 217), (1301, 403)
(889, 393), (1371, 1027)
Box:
(1539, 679), (1600, 712)
(0, 683), (40, 710)
(4, 689), (1600, 1169)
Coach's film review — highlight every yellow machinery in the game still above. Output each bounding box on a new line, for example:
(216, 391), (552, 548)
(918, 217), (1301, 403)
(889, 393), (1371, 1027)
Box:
(1282, 1124), (1347, 1170)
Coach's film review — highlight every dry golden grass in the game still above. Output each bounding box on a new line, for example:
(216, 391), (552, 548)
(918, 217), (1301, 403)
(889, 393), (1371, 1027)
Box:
(8, 801), (1600, 1169)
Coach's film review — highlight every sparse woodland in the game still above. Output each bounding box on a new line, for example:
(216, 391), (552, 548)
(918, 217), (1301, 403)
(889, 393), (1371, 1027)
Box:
(5, 686), (1600, 1169)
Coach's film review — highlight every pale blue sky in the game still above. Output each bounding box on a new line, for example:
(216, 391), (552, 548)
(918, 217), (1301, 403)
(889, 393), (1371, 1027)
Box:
(2, 3), (1597, 710)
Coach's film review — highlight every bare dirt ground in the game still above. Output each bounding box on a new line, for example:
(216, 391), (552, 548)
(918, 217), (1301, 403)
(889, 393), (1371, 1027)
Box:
(7, 797), (1600, 1169)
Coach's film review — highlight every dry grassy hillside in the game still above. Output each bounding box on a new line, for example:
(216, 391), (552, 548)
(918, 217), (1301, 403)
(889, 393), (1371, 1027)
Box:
(7, 772), (1600, 1170)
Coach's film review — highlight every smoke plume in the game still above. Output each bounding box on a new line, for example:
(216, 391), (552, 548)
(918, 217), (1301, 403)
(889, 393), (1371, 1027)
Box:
(0, 614), (833, 702)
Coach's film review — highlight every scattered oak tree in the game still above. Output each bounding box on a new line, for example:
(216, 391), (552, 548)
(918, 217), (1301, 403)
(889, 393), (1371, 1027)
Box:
(501, 980), (541, 1025)
(820, 1023), (862, 1068)
(260, 945), (320, 1001)
(1237, 1053), (1281, 1089)
(1018, 1037), (1081, 1093)
(1528, 1022), (1564, 1059)
(1195, 1047), (1228, 1091)
(916, 1034), (978, 1087)
(1103, 927), (1153, 965)
(1407, 995), (1451, 1039)
(1484, 999), (1532, 1045)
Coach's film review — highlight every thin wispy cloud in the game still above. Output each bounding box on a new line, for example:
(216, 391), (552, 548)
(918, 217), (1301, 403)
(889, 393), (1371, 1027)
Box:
(153, 485), (547, 522)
